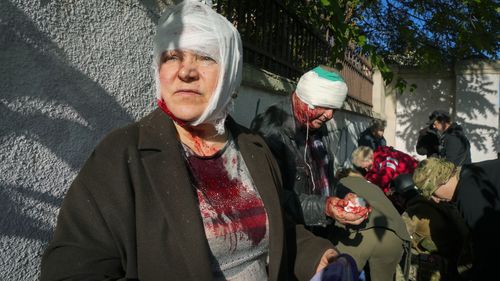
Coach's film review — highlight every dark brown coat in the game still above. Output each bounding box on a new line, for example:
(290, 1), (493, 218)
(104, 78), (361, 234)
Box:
(40, 109), (332, 281)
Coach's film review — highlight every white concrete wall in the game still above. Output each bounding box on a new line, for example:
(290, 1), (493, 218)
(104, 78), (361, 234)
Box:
(0, 0), (167, 279)
(394, 71), (454, 159)
(327, 112), (372, 169)
(392, 61), (500, 162)
(455, 61), (500, 162)
(232, 66), (294, 127)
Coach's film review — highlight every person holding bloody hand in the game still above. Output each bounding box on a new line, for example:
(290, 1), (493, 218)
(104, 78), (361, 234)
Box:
(251, 66), (369, 238)
(325, 193), (371, 225)
(332, 168), (411, 281)
(40, 2), (337, 281)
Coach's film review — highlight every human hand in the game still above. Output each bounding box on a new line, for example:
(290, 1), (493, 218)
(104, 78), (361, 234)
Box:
(315, 248), (338, 273)
(325, 193), (371, 225)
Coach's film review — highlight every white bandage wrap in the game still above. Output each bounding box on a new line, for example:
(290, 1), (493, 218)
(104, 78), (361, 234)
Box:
(295, 68), (348, 109)
(153, 0), (242, 133)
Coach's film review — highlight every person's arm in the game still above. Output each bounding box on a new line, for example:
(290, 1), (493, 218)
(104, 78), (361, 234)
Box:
(40, 176), (126, 281)
(380, 136), (387, 147)
(40, 130), (134, 281)
(357, 134), (372, 148)
(261, 135), (337, 281)
(292, 223), (338, 280)
(260, 132), (330, 226)
(444, 135), (468, 166)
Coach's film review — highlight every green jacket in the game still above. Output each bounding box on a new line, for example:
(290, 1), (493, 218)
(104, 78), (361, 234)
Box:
(337, 176), (411, 242)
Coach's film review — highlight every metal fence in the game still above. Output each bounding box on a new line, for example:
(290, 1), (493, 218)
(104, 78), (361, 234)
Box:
(214, 0), (373, 106)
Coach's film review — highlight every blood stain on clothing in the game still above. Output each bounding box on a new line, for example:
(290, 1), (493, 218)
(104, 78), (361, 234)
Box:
(185, 147), (267, 249)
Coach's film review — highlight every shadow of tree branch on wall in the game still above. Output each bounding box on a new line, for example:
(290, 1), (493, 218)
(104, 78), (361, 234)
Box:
(396, 66), (497, 157)
(0, 184), (62, 243)
(0, 1), (134, 169)
(397, 78), (453, 155)
(456, 71), (498, 153)
(0, 1), (134, 243)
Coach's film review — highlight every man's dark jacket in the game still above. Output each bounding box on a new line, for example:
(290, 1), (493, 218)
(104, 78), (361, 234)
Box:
(357, 127), (386, 151)
(454, 159), (500, 280)
(415, 127), (439, 157)
(439, 122), (471, 165)
(40, 109), (333, 281)
(251, 99), (335, 228)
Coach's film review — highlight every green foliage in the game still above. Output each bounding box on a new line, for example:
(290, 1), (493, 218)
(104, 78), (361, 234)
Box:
(291, 0), (499, 92)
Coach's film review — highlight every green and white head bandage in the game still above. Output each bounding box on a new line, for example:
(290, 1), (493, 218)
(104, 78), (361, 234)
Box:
(295, 66), (348, 109)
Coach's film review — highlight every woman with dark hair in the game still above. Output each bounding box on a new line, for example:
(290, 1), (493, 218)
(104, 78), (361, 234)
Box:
(357, 119), (387, 151)
(427, 110), (471, 165)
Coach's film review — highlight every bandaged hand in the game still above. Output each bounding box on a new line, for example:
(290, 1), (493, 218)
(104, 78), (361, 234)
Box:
(325, 193), (371, 225)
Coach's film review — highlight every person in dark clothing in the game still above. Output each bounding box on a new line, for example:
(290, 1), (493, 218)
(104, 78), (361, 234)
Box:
(393, 174), (472, 280)
(357, 119), (387, 151)
(331, 169), (411, 281)
(415, 125), (439, 158)
(428, 110), (471, 165)
(413, 158), (500, 280)
(251, 66), (370, 230)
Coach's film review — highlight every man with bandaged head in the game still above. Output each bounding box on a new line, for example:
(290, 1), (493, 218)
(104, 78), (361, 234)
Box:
(40, 2), (338, 280)
(252, 66), (371, 234)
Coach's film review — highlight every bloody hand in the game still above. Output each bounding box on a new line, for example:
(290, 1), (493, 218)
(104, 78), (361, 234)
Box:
(325, 193), (371, 225)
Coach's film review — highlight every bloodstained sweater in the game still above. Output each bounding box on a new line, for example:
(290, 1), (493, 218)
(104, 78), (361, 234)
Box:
(183, 136), (270, 281)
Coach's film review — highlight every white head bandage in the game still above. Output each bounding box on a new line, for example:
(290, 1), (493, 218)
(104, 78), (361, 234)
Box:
(295, 66), (348, 109)
(153, 0), (242, 133)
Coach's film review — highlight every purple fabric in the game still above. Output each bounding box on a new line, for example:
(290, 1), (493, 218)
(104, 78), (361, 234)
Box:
(310, 254), (359, 281)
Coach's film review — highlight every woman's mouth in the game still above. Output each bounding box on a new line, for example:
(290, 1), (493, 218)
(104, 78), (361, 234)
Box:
(175, 89), (200, 95)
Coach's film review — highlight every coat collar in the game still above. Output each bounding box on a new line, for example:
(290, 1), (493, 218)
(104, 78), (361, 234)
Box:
(137, 109), (213, 280)
(136, 109), (283, 280)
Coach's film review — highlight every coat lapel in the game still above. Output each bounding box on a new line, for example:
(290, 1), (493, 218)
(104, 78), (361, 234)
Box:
(137, 109), (213, 280)
(229, 119), (284, 281)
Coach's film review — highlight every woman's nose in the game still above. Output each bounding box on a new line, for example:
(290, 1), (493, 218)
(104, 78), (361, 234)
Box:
(178, 60), (199, 81)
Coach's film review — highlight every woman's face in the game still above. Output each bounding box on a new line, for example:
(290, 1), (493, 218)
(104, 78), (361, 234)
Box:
(359, 156), (374, 171)
(159, 50), (220, 122)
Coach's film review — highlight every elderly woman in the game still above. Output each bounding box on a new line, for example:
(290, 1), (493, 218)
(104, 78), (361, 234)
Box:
(413, 157), (500, 280)
(351, 146), (418, 196)
(40, 2), (336, 280)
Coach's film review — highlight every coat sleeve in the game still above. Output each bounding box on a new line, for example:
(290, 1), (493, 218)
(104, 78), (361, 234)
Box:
(443, 135), (468, 166)
(297, 194), (330, 226)
(357, 134), (373, 149)
(40, 175), (127, 281)
(293, 224), (335, 281)
(40, 129), (136, 281)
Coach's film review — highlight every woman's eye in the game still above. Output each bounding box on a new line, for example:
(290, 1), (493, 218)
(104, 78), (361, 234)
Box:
(162, 52), (181, 62)
(200, 56), (216, 62)
(163, 55), (178, 62)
